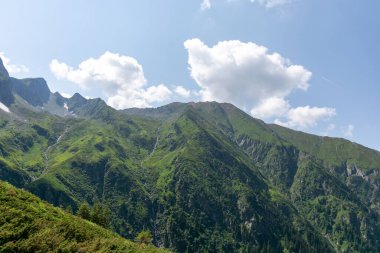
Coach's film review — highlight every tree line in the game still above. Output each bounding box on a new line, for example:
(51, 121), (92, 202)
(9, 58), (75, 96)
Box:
(74, 202), (153, 245)
(76, 202), (111, 228)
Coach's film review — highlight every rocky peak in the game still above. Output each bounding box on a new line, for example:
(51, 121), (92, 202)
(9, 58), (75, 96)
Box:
(69, 93), (87, 106)
(0, 58), (14, 106)
(0, 58), (10, 80)
(12, 77), (51, 106)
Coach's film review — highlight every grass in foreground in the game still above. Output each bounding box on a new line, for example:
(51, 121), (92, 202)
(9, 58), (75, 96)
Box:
(0, 180), (169, 253)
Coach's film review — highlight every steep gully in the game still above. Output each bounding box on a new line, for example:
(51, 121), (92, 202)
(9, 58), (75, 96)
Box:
(31, 126), (70, 182)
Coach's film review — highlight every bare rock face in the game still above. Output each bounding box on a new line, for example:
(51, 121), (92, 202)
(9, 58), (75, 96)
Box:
(12, 77), (51, 106)
(0, 58), (51, 107)
(0, 58), (14, 106)
(0, 58), (9, 80)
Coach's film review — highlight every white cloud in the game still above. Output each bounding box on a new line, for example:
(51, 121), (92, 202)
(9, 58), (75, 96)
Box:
(0, 52), (29, 74)
(142, 84), (173, 104)
(250, 0), (291, 8)
(185, 38), (311, 108)
(107, 84), (172, 108)
(342, 124), (354, 138)
(50, 51), (172, 109)
(251, 97), (290, 119)
(50, 51), (146, 92)
(185, 38), (336, 129)
(175, 86), (191, 98)
(275, 106), (336, 129)
(60, 92), (72, 98)
(201, 0), (211, 10)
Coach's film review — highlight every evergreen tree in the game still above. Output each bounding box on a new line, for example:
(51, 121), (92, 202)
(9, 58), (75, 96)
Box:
(100, 205), (111, 228)
(135, 230), (153, 245)
(77, 203), (91, 220)
(65, 205), (73, 214)
(91, 202), (103, 225)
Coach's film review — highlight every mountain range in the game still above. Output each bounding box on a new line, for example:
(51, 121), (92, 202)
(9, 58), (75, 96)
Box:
(0, 58), (379, 252)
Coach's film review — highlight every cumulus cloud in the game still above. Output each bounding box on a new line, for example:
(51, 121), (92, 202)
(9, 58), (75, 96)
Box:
(0, 52), (29, 74)
(251, 97), (290, 119)
(254, 99), (336, 130)
(185, 38), (336, 129)
(50, 51), (146, 92)
(50, 51), (172, 109)
(60, 92), (72, 98)
(107, 84), (172, 108)
(185, 39), (310, 107)
(175, 86), (191, 98)
(201, 0), (211, 10)
(275, 106), (336, 129)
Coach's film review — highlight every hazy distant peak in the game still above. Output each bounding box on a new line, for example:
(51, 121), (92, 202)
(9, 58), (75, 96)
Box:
(0, 58), (10, 79)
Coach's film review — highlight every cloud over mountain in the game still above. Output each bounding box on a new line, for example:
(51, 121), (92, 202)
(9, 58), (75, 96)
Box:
(0, 52), (29, 75)
(50, 51), (172, 108)
(184, 38), (335, 129)
(274, 106), (336, 129)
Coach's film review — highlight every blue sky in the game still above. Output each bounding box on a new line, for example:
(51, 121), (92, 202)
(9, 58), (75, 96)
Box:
(0, 0), (379, 151)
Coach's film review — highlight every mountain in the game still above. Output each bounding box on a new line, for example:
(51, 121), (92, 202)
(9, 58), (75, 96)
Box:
(0, 180), (168, 252)
(0, 59), (14, 108)
(0, 58), (115, 119)
(125, 102), (380, 252)
(12, 77), (51, 106)
(0, 58), (9, 80)
(0, 59), (379, 252)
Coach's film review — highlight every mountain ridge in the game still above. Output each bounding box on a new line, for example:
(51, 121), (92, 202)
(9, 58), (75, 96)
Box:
(0, 58), (379, 252)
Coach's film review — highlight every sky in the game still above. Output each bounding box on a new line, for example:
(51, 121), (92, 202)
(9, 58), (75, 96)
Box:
(0, 0), (379, 151)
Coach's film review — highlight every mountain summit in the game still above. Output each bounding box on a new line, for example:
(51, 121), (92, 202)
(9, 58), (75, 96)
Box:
(12, 77), (51, 106)
(0, 58), (14, 107)
(0, 58), (51, 108)
(0, 62), (379, 252)
(0, 58), (9, 80)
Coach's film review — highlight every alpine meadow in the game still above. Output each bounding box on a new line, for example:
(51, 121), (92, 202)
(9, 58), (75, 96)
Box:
(1, 1), (380, 252)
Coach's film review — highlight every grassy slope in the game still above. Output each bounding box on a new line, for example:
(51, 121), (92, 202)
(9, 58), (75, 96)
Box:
(1, 101), (380, 252)
(0, 180), (168, 253)
(146, 102), (380, 252)
(270, 124), (380, 169)
(204, 103), (380, 252)
(141, 107), (334, 252)
(2, 104), (335, 252)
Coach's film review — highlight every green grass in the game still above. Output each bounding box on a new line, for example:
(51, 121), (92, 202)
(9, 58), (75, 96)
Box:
(270, 124), (380, 169)
(0, 180), (169, 253)
(1, 100), (380, 252)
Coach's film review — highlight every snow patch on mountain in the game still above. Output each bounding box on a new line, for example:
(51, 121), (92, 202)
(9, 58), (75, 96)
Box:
(0, 102), (10, 113)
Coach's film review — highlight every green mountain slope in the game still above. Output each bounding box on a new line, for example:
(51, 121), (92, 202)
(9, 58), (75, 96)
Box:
(0, 103), (336, 252)
(126, 102), (380, 252)
(1, 100), (379, 252)
(139, 107), (335, 252)
(180, 102), (380, 252)
(0, 59), (379, 252)
(0, 180), (168, 253)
